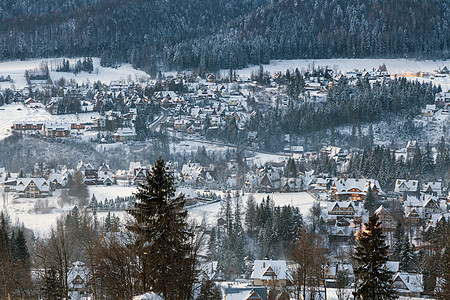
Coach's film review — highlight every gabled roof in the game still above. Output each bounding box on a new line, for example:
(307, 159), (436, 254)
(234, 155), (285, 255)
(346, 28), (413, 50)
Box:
(15, 178), (50, 192)
(394, 179), (418, 193)
(251, 260), (289, 280)
(392, 272), (424, 293)
(333, 178), (384, 195)
(385, 261), (400, 273)
(422, 181), (442, 195)
(225, 287), (267, 300)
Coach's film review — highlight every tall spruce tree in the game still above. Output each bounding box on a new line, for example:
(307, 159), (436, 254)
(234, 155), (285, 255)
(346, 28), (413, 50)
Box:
(353, 213), (397, 300)
(391, 221), (404, 261)
(127, 157), (197, 299)
(400, 235), (413, 272)
(364, 186), (376, 214)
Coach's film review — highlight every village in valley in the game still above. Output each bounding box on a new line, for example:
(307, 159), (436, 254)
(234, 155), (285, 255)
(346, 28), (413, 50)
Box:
(0, 58), (449, 299)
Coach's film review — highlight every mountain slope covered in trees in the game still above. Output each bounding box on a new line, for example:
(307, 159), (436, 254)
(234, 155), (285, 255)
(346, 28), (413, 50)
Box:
(0, 0), (448, 73)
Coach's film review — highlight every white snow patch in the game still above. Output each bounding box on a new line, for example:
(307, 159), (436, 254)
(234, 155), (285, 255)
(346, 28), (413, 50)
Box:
(0, 57), (150, 90)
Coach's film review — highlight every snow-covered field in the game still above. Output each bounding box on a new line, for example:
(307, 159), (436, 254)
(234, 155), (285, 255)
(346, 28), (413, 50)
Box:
(0, 57), (150, 90)
(0, 103), (28, 139)
(1, 183), (319, 238)
(0, 102), (100, 141)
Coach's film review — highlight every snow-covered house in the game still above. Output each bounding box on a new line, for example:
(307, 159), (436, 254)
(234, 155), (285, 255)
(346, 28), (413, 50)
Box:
(280, 177), (303, 192)
(421, 181), (442, 196)
(258, 165), (281, 193)
(181, 162), (203, 185)
(224, 287), (268, 300)
(406, 140), (417, 161)
(435, 91), (450, 108)
(251, 260), (290, 287)
(323, 263), (354, 283)
(68, 261), (91, 299)
(43, 123), (71, 138)
(14, 178), (50, 198)
(113, 127), (136, 142)
(48, 173), (68, 188)
(327, 201), (363, 224)
(394, 179), (419, 194)
(375, 205), (395, 242)
(392, 273), (424, 297)
(98, 163), (114, 186)
(425, 213), (450, 232)
(312, 177), (333, 191)
(331, 178), (384, 201)
(133, 167), (149, 186)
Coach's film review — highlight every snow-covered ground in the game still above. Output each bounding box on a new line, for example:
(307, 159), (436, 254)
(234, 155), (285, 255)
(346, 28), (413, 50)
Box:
(88, 185), (136, 202)
(1, 185), (136, 237)
(1, 183), (319, 238)
(188, 191), (319, 226)
(0, 103), (28, 139)
(0, 57), (150, 90)
(1, 57), (447, 91)
(222, 58), (450, 90)
(0, 102), (100, 141)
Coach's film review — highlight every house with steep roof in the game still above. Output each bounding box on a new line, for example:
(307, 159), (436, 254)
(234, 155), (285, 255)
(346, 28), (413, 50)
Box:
(331, 178), (384, 201)
(251, 260), (290, 287)
(406, 140), (417, 161)
(15, 178), (50, 198)
(48, 173), (68, 188)
(98, 163), (114, 186)
(327, 201), (361, 221)
(392, 273), (424, 297)
(394, 179), (419, 194)
(421, 181), (442, 196)
(425, 213), (450, 232)
(68, 261), (91, 299)
(225, 287), (268, 300)
(375, 205), (395, 243)
(133, 167), (149, 185)
(323, 263), (354, 286)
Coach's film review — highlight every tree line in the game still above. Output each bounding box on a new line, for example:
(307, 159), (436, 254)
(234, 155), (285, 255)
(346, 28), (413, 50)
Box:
(55, 58), (94, 74)
(347, 138), (449, 190)
(0, 0), (448, 72)
(242, 75), (438, 152)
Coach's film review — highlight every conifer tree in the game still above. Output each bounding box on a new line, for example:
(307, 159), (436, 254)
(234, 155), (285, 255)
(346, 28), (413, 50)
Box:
(400, 235), (413, 272)
(391, 221), (404, 261)
(245, 195), (257, 237)
(197, 279), (222, 300)
(353, 213), (397, 300)
(364, 186), (376, 214)
(127, 157), (196, 299)
(233, 196), (245, 272)
(41, 268), (65, 300)
(437, 247), (450, 300)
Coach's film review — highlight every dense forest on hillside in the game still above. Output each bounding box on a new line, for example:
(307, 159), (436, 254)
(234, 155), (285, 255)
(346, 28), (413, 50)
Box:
(0, 0), (448, 73)
(242, 75), (439, 152)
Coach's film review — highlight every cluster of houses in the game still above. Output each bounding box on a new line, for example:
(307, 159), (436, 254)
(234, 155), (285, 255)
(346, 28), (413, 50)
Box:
(155, 84), (249, 135)
(59, 257), (427, 299)
(201, 257), (426, 299)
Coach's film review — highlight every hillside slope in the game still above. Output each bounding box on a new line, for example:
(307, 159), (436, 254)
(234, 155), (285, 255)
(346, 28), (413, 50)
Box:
(0, 0), (448, 72)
